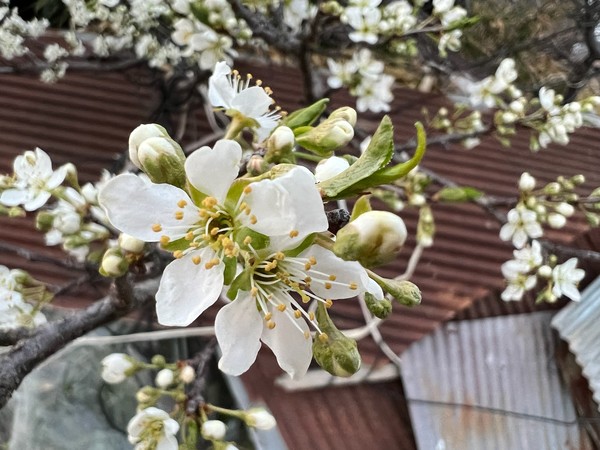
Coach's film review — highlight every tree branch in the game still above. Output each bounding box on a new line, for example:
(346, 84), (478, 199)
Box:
(539, 240), (600, 263)
(0, 276), (159, 409)
(185, 338), (217, 416)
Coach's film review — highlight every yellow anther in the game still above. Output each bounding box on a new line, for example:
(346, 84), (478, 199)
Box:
(304, 263), (312, 271)
(318, 333), (329, 342)
(192, 256), (201, 265)
(264, 260), (277, 271)
(189, 242), (200, 248)
(204, 258), (220, 269)
(202, 234), (211, 241)
(160, 235), (170, 246)
(243, 186), (252, 194)
(301, 293), (310, 303)
(152, 224), (162, 232)
(324, 282), (332, 290)
(264, 87), (273, 95)
(210, 227), (220, 236)
(177, 200), (187, 208)
(264, 312), (273, 321)
(250, 215), (257, 225)
(267, 320), (276, 329)
(325, 299), (333, 308)
(275, 252), (285, 261)
(251, 287), (259, 297)
(232, 69), (239, 76)
(304, 276), (312, 284)
(244, 206), (251, 215)
(329, 274), (337, 281)
(246, 73), (253, 80)
(201, 197), (217, 208)
(349, 282), (358, 290)
(309, 311), (315, 321)
(243, 236), (253, 245)
(304, 331), (310, 339)
(294, 310), (302, 319)
(185, 232), (194, 241)
(309, 256), (317, 265)
(256, 79), (263, 86)
(239, 202), (247, 211)
(175, 211), (184, 220)
(199, 209), (208, 218)
(277, 303), (286, 312)
(289, 230), (299, 238)
(173, 250), (183, 259)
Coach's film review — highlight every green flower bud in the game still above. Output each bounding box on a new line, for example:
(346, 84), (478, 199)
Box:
(99, 248), (129, 278)
(312, 303), (361, 377)
(416, 206), (435, 247)
(571, 174), (585, 185)
(151, 354), (166, 366)
(265, 126), (295, 163)
(333, 211), (407, 267)
(129, 123), (170, 169)
(246, 155), (270, 176)
(36, 211), (55, 232)
(328, 107), (357, 127)
(296, 119), (354, 156)
(365, 292), (392, 319)
(374, 278), (421, 306)
(138, 137), (186, 188)
(544, 182), (561, 195)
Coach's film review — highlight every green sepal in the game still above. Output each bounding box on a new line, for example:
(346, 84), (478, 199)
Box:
(364, 292), (392, 319)
(187, 181), (207, 206)
(226, 268), (253, 300)
(283, 98), (329, 130)
(223, 256), (237, 286)
(234, 227), (270, 252)
(318, 116), (395, 199)
(434, 186), (483, 202)
(292, 126), (313, 137)
(283, 233), (316, 258)
(350, 195), (372, 221)
(161, 237), (190, 253)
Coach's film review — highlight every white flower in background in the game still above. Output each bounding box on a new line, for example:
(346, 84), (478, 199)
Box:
(314, 156), (350, 182)
(201, 420), (227, 441)
(500, 260), (537, 301)
(171, 19), (234, 69)
(327, 58), (358, 89)
(127, 407), (179, 450)
(0, 301), (47, 330)
(343, 7), (382, 44)
(383, 1), (416, 34)
(433, 0), (454, 14)
(0, 148), (67, 211)
(499, 207), (543, 249)
(180, 365), (195, 383)
(354, 74), (394, 113)
(100, 139), (327, 326)
(539, 87), (558, 113)
(101, 353), (134, 384)
(518, 172), (536, 191)
(215, 244), (382, 378)
(244, 408), (277, 430)
(552, 258), (585, 301)
(208, 61), (281, 141)
(43, 43), (69, 63)
(513, 240), (543, 269)
(283, 0), (317, 31)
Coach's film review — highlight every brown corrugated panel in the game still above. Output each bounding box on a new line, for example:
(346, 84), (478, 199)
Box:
(2, 61), (600, 450)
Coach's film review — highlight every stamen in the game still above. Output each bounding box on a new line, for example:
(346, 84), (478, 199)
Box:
(264, 312), (273, 321)
(243, 236), (253, 245)
(192, 256), (201, 265)
(267, 320), (276, 329)
(251, 287), (259, 297)
(152, 224), (162, 232)
(329, 274), (337, 281)
(243, 186), (252, 194)
(324, 282), (332, 290)
(160, 235), (170, 246)
(202, 197), (218, 208)
(289, 230), (299, 238)
(204, 258), (220, 269)
(250, 215), (257, 224)
(173, 250), (183, 259)
(304, 331), (311, 339)
(309, 256), (317, 265)
(185, 232), (194, 241)
(210, 227), (220, 236)
(175, 211), (184, 220)
(325, 299), (333, 308)
(277, 303), (286, 312)
(349, 282), (358, 290)
(177, 200), (187, 208)
(309, 311), (315, 321)
(318, 333), (329, 342)
(275, 252), (285, 261)
(294, 310), (302, 319)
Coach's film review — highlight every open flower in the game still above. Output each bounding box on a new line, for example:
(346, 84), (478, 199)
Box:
(499, 207), (543, 249)
(552, 258), (585, 301)
(208, 61), (281, 141)
(0, 148), (67, 211)
(127, 407), (179, 450)
(100, 139), (327, 326)
(215, 243), (382, 378)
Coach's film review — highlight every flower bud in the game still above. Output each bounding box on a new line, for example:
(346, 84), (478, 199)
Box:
(538, 265), (552, 278)
(376, 279), (422, 306)
(296, 119), (354, 156)
(101, 353), (135, 384)
(201, 420), (227, 440)
(312, 303), (361, 377)
(151, 354), (166, 366)
(265, 126), (295, 163)
(555, 202), (574, 217)
(137, 137), (186, 187)
(548, 212), (566, 228)
(100, 248), (129, 277)
(35, 211), (55, 232)
(519, 172), (536, 191)
(180, 365), (195, 384)
(333, 211), (407, 267)
(571, 174), (585, 185)
(328, 107), (357, 127)
(244, 408), (277, 430)
(246, 155), (270, 176)
(416, 206), (435, 247)
(129, 124), (170, 168)
(544, 182), (561, 195)
(118, 233), (146, 254)
(155, 368), (174, 388)
(364, 292), (392, 319)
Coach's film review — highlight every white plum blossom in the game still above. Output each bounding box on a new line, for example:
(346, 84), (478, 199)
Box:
(552, 258), (585, 301)
(245, 408), (277, 430)
(499, 207), (543, 249)
(101, 353), (134, 384)
(100, 139), (327, 327)
(0, 148), (68, 211)
(354, 74), (395, 113)
(155, 368), (175, 388)
(314, 156), (350, 182)
(201, 420), (227, 441)
(208, 61), (281, 141)
(0, 265), (47, 330)
(127, 407), (179, 450)
(343, 7), (382, 44)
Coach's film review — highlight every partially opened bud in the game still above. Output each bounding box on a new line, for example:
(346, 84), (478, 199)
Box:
(118, 233), (145, 254)
(201, 420), (227, 440)
(375, 278), (422, 306)
(296, 119), (354, 155)
(364, 292), (392, 319)
(265, 126), (295, 163)
(333, 211), (407, 267)
(101, 353), (136, 384)
(100, 248), (129, 277)
(155, 368), (174, 388)
(244, 408), (277, 430)
(548, 212), (566, 228)
(519, 172), (536, 191)
(312, 303), (361, 377)
(137, 137), (186, 187)
(328, 106), (357, 126)
(129, 124), (170, 168)
(180, 365), (195, 384)
(555, 202), (574, 217)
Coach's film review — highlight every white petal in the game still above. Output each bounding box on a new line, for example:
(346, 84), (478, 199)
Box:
(99, 174), (198, 241)
(46, 166), (68, 189)
(314, 156), (350, 182)
(156, 435), (179, 450)
(208, 61), (234, 108)
(260, 300), (312, 379)
(162, 418), (180, 437)
(302, 245), (368, 299)
(0, 189), (28, 206)
(215, 294), (263, 376)
(561, 283), (581, 302)
(34, 148), (53, 177)
(155, 248), (224, 326)
(185, 140), (241, 203)
(230, 86), (273, 119)
(24, 191), (51, 211)
(513, 229), (528, 249)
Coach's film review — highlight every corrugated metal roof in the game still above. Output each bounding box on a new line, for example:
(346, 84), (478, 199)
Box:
(401, 312), (593, 450)
(552, 276), (600, 408)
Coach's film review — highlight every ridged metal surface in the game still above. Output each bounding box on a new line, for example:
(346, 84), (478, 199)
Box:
(552, 276), (600, 408)
(402, 312), (593, 450)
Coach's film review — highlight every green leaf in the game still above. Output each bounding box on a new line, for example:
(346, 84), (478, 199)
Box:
(435, 186), (483, 202)
(283, 99), (329, 129)
(223, 256), (237, 285)
(226, 269), (253, 300)
(350, 195), (372, 221)
(318, 115), (395, 198)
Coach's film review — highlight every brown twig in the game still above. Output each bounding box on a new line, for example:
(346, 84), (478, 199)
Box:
(185, 338), (217, 416)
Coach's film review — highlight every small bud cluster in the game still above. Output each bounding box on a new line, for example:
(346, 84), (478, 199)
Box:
(0, 265), (51, 330)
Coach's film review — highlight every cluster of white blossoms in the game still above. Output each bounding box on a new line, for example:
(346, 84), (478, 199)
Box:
(499, 172), (589, 302)
(0, 0), (48, 60)
(0, 265), (48, 330)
